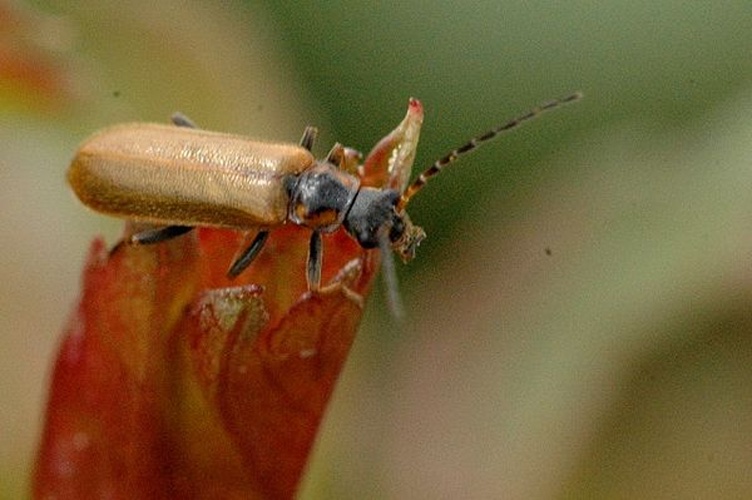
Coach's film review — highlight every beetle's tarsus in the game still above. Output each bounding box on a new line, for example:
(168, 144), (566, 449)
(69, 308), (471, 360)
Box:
(311, 257), (366, 307)
(314, 282), (365, 308)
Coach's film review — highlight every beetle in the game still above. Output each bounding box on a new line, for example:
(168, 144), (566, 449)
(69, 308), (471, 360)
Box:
(68, 93), (581, 293)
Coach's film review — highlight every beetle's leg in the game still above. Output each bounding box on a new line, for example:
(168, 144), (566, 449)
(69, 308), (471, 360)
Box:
(307, 230), (323, 291)
(226, 230), (270, 278)
(315, 257), (366, 308)
(325, 144), (362, 174)
(341, 147), (363, 174)
(325, 142), (345, 166)
(299, 126), (318, 151)
(171, 112), (198, 128)
(111, 225), (194, 254)
(129, 225), (194, 245)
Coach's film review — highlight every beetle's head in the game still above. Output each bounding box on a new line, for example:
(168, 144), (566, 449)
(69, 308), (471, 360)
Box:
(343, 187), (426, 263)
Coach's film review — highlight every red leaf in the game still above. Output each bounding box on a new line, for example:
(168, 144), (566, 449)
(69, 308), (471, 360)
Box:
(33, 225), (375, 498)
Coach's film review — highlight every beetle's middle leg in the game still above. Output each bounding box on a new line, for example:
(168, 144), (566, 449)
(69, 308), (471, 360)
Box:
(227, 230), (270, 278)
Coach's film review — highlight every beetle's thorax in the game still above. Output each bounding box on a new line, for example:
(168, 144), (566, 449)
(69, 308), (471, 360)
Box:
(287, 162), (360, 232)
(286, 159), (426, 261)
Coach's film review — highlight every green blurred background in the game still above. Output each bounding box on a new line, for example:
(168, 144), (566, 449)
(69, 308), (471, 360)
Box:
(3, 1), (752, 497)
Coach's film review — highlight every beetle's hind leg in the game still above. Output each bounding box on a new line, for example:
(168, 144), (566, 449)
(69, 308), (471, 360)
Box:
(110, 225), (195, 255)
(129, 225), (194, 245)
(112, 107), (196, 254)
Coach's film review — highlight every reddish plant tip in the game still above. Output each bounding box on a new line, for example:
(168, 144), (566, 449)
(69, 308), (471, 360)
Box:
(360, 99), (425, 189)
(408, 97), (423, 115)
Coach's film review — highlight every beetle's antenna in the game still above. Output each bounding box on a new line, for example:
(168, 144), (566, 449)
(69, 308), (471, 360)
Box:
(398, 91), (582, 210)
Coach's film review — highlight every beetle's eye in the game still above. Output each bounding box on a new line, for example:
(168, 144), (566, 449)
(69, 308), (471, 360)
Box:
(389, 214), (405, 243)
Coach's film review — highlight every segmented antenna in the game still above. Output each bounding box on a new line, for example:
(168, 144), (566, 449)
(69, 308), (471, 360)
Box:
(398, 91), (582, 210)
